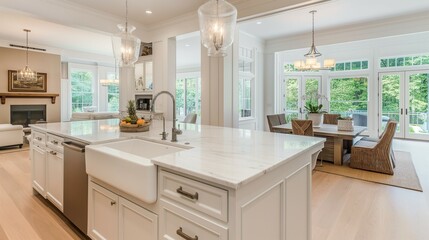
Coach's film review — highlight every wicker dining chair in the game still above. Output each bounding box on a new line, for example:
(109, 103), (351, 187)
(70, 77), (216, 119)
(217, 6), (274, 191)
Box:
(349, 121), (397, 175)
(267, 114), (287, 132)
(291, 119), (321, 170)
(291, 119), (314, 136)
(323, 114), (341, 125)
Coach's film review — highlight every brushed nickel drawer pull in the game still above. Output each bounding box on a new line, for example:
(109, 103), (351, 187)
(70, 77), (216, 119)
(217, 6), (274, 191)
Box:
(111, 200), (116, 206)
(176, 227), (198, 240)
(176, 186), (198, 200)
(36, 137), (42, 141)
(49, 151), (57, 156)
(51, 140), (58, 145)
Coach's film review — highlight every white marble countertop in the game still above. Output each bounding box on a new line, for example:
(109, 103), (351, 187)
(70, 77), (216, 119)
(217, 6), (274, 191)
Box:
(31, 119), (325, 189)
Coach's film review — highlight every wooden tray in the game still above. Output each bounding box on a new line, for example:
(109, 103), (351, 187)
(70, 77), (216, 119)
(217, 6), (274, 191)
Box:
(119, 122), (151, 132)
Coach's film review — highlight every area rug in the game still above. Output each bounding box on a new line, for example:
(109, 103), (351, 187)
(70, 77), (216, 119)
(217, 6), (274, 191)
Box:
(314, 151), (422, 192)
(0, 143), (29, 155)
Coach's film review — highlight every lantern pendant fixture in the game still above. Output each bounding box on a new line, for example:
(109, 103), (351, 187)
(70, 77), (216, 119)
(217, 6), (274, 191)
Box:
(112, 0), (141, 67)
(294, 10), (335, 71)
(18, 29), (37, 82)
(198, 0), (237, 57)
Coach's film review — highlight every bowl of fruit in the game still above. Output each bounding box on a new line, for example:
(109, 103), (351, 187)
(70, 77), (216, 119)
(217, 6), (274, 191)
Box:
(119, 100), (151, 132)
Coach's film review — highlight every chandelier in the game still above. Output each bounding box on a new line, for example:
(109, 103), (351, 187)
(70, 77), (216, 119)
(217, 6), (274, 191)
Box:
(100, 60), (119, 86)
(294, 10), (335, 71)
(18, 29), (37, 81)
(112, 0), (141, 67)
(198, 0), (237, 57)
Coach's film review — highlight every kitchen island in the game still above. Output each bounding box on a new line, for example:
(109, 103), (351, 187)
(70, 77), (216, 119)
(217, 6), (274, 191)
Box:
(30, 119), (324, 240)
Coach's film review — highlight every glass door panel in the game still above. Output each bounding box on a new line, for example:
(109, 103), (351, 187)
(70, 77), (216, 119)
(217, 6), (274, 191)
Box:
(380, 72), (403, 137)
(285, 77), (300, 122)
(406, 71), (429, 140)
(284, 76), (321, 122)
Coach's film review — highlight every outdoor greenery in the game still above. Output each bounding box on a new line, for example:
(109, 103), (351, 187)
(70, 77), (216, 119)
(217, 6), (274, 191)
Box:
(329, 77), (368, 115)
(71, 71), (94, 113)
(176, 77), (201, 119)
(107, 84), (119, 112)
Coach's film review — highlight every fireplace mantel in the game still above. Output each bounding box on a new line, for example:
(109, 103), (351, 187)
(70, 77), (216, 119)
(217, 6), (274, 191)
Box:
(0, 93), (59, 104)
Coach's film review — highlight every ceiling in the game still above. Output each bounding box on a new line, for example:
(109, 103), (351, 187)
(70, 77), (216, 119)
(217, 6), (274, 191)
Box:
(239, 0), (429, 40)
(0, 9), (112, 57)
(1, 0), (429, 59)
(176, 32), (201, 69)
(64, 0), (206, 26)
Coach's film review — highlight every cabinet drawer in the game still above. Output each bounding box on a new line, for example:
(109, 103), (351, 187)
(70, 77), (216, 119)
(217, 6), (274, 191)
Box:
(159, 171), (228, 222)
(46, 134), (64, 153)
(33, 131), (46, 146)
(161, 200), (228, 240)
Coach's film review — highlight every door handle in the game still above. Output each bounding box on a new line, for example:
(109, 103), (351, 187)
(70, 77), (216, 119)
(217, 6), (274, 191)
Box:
(62, 142), (85, 153)
(299, 107), (302, 114)
(405, 109), (408, 115)
(176, 186), (199, 200)
(176, 227), (198, 240)
(400, 108), (403, 115)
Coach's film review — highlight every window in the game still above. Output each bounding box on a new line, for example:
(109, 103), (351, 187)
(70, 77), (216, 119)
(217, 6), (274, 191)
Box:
(106, 71), (119, 112)
(380, 54), (429, 68)
(71, 69), (96, 113)
(67, 63), (118, 120)
(333, 60), (368, 71)
(176, 73), (201, 121)
(329, 77), (368, 126)
(239, 47), (255, 119)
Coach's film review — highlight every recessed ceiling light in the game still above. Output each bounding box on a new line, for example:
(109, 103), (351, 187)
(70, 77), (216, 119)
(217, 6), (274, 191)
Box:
(185, 44), (191, 47)
(145, 10), (152, 14)
(256, 21), (262, 25)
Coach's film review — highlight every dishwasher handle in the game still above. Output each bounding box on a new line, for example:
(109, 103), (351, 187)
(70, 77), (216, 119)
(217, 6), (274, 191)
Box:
(62, 141), (86, 153)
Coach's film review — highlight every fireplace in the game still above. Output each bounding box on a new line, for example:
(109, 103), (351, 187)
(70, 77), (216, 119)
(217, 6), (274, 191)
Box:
(10, 105), (46, 127)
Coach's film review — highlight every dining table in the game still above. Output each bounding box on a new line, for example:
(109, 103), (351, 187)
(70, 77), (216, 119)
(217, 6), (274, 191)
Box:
(272, 123), (367, 165)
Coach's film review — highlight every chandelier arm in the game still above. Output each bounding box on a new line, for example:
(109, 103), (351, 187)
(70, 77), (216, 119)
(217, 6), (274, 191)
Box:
(26, 30), (29, 67)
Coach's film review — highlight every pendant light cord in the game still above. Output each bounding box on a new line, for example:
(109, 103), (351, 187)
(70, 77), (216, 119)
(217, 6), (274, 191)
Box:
(125, 0), (128, 32)
(25, 29), (29, 67)
(311, 10), (316, 47)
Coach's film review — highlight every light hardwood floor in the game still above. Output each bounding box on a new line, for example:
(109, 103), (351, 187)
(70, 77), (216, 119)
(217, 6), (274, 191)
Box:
(0, 140), (428, 240)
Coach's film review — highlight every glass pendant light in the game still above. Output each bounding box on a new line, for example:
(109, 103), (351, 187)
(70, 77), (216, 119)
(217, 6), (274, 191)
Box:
(198, 0), (237, 57)
(18, 29), (37, 81)
(112, 0), (141, 67)
(294, 10), (335, 71)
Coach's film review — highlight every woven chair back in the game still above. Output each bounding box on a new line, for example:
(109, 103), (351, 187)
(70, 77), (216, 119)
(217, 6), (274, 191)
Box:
(291, 120), (314, 136)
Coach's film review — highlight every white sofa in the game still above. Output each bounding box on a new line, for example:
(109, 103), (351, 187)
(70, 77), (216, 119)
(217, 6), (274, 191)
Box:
(0, 124), (24, 148)
(70, 112), (120, 121)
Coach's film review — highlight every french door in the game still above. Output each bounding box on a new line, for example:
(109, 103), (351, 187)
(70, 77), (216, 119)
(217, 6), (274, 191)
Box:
(284, 75), (321, 122)
(379, 70), (429, 140)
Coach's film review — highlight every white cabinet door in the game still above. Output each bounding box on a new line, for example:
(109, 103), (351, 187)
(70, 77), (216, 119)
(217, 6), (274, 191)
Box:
(32, 145), (46, 197)
(46, 149), (64, 212)
(89, 182), (119, 240)
(119, 197), (158, 240)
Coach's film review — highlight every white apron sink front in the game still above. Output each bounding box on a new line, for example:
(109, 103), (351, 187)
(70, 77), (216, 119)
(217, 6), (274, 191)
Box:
(85, 139), (188, 203)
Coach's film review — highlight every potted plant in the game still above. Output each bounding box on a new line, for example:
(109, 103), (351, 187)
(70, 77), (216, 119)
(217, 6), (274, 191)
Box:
(303, 92), (326, 128)
(337, 116), (354, 131)
(304, 101), (325, 127)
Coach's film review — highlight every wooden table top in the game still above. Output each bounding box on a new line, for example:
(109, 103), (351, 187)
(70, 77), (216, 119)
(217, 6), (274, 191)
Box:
(273, 124), (367, 139)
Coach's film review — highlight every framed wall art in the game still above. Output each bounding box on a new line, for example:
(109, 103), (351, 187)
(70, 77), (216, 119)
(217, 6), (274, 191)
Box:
(8, 70), (47, 92)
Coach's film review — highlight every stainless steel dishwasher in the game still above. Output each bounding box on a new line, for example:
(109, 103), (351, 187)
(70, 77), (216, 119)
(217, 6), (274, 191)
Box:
(62, 139), (88, 234)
